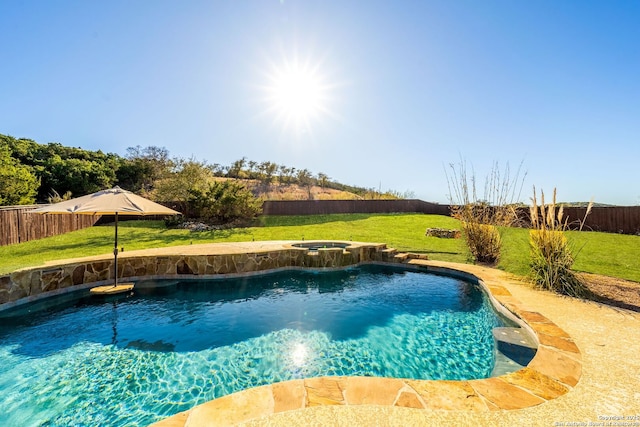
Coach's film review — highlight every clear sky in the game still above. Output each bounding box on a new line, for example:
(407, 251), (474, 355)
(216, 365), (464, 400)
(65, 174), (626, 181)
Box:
(1, 1), (639, 205)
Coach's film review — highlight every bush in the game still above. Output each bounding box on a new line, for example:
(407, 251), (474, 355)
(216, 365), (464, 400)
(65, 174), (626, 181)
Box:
(446, 158), (525, 264)
(164, 215), (184, 228)
(190, 180), (262, 224)
(529, 188), (592, 297)
(153, 158), (214, 217)
(462, 222), (501, 264)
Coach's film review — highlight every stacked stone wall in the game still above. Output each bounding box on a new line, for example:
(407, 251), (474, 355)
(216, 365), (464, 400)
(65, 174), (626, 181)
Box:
(0, 242), (411, 309)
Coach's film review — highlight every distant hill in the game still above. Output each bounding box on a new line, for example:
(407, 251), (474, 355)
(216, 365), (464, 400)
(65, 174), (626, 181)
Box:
(1, 133), (402, 205)
(214, 178), (385, 200)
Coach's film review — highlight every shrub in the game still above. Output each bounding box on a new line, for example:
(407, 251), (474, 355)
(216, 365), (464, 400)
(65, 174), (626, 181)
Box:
(529, 187), (592, 297)
(462, 221), (501, 264)
(153, 158), (214, 217)
(164, 215), (184, 228)
(446, 158), (525, 264)
(190, 180), (262, 224)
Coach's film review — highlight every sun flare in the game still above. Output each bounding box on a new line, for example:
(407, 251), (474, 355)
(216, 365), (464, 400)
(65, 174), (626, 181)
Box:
(272, 67), (322, 119)
(263, 57), (333, 134)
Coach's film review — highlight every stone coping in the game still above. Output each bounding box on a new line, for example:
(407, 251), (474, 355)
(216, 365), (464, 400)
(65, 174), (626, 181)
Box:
(0, 240), (390, 310)
(147, 260), (582, 427)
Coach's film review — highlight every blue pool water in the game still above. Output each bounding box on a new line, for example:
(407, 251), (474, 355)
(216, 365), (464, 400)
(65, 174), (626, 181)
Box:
(0, 265), (507, 426)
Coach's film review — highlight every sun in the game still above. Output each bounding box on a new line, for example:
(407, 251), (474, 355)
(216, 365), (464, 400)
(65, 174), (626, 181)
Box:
(263, 57), (332, 134)
(272, 65), (322, 120)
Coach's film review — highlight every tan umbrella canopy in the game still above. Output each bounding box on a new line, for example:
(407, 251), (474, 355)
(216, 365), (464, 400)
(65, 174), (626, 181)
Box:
(31, 186), (180, 289)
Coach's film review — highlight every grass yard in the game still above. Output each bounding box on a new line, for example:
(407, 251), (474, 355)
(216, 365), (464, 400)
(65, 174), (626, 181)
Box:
(0, 214), (467, 275)
(498, 226), (640, 283)
(1, 213), (640, 284)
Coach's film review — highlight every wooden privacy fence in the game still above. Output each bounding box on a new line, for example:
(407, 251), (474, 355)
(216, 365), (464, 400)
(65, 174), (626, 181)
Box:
(559, 206), (640, 234)
(261, 199), (451, 216)
(264, 200), (640, 235)
(0, 205), (101, 246)
(513, 206), (640, 235)
(2, 202), (639, 246)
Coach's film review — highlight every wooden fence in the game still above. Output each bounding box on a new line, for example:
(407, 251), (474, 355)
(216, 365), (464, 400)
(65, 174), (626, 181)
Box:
(261, 199), (451, 216)
(560, 206), (640, 234)
(2, 202), (639, 246)
(263, 200), (640, 235)
(0, 206), (101, 246)
(517, 206), (640, 234)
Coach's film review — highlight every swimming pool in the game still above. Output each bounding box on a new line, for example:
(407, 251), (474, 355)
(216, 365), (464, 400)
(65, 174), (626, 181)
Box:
(0, 264), (515, 426)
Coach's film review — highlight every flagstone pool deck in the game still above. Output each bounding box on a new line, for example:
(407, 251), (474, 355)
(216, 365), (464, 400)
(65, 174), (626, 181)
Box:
(5, 241), (640, 426)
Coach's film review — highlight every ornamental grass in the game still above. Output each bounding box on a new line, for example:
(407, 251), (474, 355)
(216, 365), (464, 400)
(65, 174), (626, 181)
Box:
(529, 187), (592, 297)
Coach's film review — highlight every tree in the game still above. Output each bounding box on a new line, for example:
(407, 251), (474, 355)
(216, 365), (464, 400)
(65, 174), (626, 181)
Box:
(0, 143), (39, 205)
(198, 180), (262, 223)
(1, 135), (40, 164)
(117, 145), (172, 193)
(277, 164), (288, 184)
(247, 160), (258, 179)
(154, 158), (261, 222)
(259, 161), (277, 185)
(210, 163), (225, 177)
(1, 135), (124, 201)
(153, 158), (213, 216)
(227, 157), (247, 178)
(24, 142), (119, 200)
(317, 172), (330, 189)
(297, 169), (314, 199)
(39, 152), (117, 199)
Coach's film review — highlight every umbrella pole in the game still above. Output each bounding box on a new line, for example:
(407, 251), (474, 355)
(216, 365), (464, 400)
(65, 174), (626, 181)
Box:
(113, 212), (119, 287)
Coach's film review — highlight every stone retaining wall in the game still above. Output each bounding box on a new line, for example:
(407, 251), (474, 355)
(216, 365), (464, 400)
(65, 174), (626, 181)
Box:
(0, 242), (427, 310)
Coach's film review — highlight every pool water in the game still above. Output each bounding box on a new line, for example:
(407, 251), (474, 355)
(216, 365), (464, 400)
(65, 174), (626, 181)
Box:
(0, 265), (508, 426)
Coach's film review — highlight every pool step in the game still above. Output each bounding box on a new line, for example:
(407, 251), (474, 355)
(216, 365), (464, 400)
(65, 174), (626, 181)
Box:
(493, 327), (537, 349)
(393, 252), (429, 263)
(394, 253), (410, 262)
(492, 349), (527, 376)
(492, 327), (537, 376)
(380, 248), (397, 261)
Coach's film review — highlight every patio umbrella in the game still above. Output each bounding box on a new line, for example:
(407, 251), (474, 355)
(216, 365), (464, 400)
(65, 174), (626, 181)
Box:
(31, 186), (180, 292)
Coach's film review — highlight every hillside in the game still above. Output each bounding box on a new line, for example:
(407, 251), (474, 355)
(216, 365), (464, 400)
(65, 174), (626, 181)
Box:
(1, 134), (400, 205)
(249, 182), (362, 200)
(218, 178), (376, 200)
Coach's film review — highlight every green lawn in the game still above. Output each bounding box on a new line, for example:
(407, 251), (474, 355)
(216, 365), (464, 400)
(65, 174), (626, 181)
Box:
(498, 226), (640, 282)
(2, 213), (639, 283)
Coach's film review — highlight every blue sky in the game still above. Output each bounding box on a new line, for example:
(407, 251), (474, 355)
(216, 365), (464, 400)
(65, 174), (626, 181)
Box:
(1, 1), (639, 205)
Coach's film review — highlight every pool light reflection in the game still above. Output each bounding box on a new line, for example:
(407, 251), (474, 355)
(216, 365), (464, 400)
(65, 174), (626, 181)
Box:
(291, 342), (309, 367)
